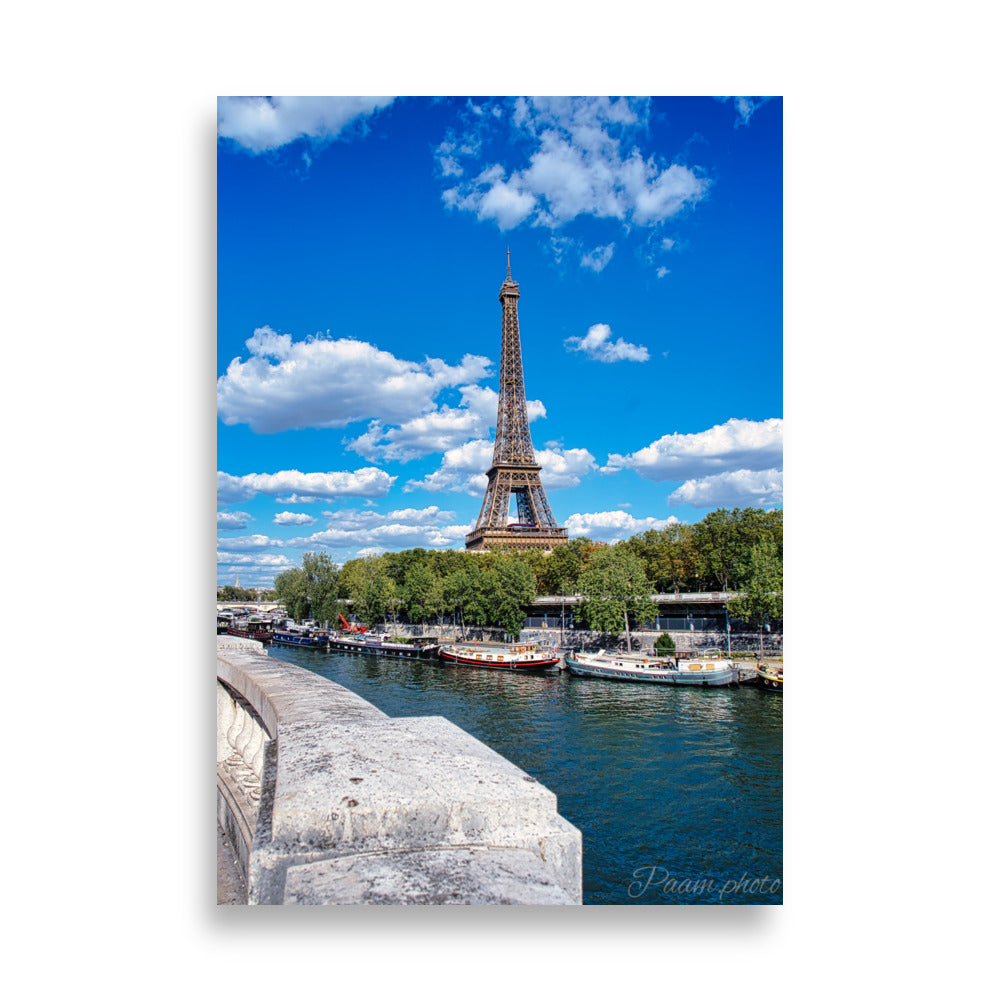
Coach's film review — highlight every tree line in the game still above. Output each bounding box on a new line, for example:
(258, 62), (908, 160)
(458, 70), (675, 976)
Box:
(266, 507), (782, 634)
(268, 507), (782, 639)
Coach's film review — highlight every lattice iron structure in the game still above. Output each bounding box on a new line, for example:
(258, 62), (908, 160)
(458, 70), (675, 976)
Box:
(466, 255), (568, 553)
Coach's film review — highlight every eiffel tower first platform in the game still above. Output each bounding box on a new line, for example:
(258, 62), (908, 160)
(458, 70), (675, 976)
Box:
(466, 254), (568, 553)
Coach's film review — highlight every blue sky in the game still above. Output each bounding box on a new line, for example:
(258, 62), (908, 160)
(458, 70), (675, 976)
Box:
(217, 96), (782, 588)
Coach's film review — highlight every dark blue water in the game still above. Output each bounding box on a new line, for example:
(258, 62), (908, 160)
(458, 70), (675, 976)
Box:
(265, 646), (783, 904)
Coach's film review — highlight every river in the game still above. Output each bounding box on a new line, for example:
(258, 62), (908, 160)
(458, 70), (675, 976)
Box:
(264, 644), (783, 905)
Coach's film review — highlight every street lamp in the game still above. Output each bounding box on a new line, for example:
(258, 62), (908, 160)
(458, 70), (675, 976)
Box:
(560, 588), (565, 648)
(724, 595), (731, 656)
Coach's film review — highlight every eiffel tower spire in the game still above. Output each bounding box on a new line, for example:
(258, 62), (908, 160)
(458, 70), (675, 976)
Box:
(466, 255), (568, 553)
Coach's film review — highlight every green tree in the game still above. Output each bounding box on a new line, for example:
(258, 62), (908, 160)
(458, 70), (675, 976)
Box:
(673, 523), (706, 592)
(464, 560), (493, 626)
(483, 557), (536, 637)
(301, 552), (339, 622)
(338, 554), (396, 627)
(729, 540), (783, 657)
(441, 569), (465, 633)
(541, 538), (587, 595)
(578, 544), (657, 647)
(273, 568), (309, 620)
(218, 584), (255, 603)
(424, 575), (447, 628)
(442, 566), (477, 635)
(654, 632), (676, 655)
(402, 563), (434, 623)
(692, 509), (742, 591)
(358, 573), (395, 628)
(692, 508), (783, 592)
(272, 553), (341, 623)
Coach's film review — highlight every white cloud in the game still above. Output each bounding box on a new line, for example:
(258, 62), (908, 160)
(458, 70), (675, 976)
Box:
(477, 173), (538, 230)
(273, 511), (317, 526)
(404, 439), (493, 495)
(565, 323), (649, 363)
(534, 446), (598, 489)
(217, 468), (395, 504)
(434, 138), (465, 177)
(548, 236), (619, 274)
(439, 97), (708, 232)
(668, 468), (783, 508)
(628, 161), (708, 225)
(444, 165), (537, 230)
(217, 327), (491, 434)
(216, 552), (297, 587)
(217, 96), (395, 153)
(287, 506), (471, 552)
(217, 534), (283, 552)
(320, 505), (452, 528)
(604, 418), (783, 480)
(564, 510), (679, 543)
(640, 232), (679, 277)
(217, 552), (293, 566)
(344, 384), (546, 463)
(217, 511), (251, 530)
(716, 96), (775, 128)
(548, 235), (576, 267)
(581, 243), (615, 272)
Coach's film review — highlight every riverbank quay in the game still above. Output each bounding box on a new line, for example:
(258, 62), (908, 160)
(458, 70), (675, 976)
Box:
(219, 610), (781, 666)
(217, 634), (582, 904)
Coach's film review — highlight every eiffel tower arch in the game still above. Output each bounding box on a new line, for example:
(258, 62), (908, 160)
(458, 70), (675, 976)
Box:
(466, 254), (568, 553)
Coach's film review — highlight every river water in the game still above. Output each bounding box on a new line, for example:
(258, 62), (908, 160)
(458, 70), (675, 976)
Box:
(264, 644), (783, 905)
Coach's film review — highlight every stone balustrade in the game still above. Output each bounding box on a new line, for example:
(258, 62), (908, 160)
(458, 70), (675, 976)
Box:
(217, 635), (582, 904)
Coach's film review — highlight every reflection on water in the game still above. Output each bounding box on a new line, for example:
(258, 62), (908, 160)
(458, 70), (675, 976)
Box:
(266, 646), (783, 905)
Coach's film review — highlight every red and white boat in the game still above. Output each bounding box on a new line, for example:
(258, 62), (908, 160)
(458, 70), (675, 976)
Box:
(438, 641), (560, 671)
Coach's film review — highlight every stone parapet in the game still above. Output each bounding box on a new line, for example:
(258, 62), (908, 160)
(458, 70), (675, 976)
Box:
(216, 635), (581, 905)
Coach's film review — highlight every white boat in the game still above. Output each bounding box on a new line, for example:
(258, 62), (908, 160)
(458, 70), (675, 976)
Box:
(438, 641), (561, 671)
(564, 650), (737, 686)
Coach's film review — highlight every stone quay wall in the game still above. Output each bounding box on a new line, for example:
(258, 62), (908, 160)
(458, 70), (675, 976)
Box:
(217, 635), (582, 905)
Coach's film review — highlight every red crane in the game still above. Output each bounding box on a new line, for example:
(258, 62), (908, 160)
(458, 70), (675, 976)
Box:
(339, 614), (367, 634)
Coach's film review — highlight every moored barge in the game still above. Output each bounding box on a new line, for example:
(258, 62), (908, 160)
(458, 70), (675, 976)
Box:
(225, 620), (274, 643)
(438, 642), (561, 671)
(272, 627), (326, 649)
(564, 650), (736, 686)
(328, 632), (441, 659)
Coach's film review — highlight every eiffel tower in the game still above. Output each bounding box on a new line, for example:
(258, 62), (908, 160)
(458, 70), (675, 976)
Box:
(466, 253), (568, 553)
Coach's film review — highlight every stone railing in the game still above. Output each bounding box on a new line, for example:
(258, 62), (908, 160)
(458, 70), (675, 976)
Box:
(217, 635), (581, 904)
